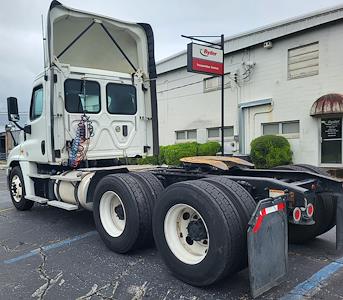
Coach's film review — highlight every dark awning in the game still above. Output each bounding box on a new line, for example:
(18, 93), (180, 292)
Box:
(310, 93), (343, 117)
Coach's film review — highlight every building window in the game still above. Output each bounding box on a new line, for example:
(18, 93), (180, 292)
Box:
(207, 126), (234, 139)
(176, 129), (197, 141)
(203, 73), (231, 92)
(282, 121), (300, 134)
(263, 123), (279, 135)
(288, 42), (319, 80)
(262, 121), (300, 136)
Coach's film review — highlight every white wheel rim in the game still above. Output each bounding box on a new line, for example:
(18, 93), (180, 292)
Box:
(164, 204), (209, 265)
(11, 175), (23, 203)
(99, 191), (126, 237)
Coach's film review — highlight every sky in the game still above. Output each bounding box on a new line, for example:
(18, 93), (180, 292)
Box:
(1, 0), (343, 115)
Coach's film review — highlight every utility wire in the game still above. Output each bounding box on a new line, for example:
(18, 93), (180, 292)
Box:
(157, 80), (204, 93)
(156, 73), (200, 85)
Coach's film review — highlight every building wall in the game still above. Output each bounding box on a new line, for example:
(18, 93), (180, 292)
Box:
(156, 21), (343, 166)
(0, 130), (21, 160)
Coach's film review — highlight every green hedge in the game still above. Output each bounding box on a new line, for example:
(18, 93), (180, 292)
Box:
(137, 141), (221, 166)
(197, 141), (221, 156)
(250, 135), (292, 169)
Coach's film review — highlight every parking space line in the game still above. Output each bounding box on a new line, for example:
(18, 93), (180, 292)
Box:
(0, 207), (13, 213)
(3, 230), (97, 265)
(281, 256), (343, 299)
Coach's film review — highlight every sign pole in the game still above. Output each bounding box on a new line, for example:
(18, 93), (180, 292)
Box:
(220, 34), (225, 156)
(182, 34), (225, 155)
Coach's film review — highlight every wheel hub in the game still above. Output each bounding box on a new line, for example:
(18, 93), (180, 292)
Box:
(11, 175), (23, 202)
(115, 205), (125, 220)
(99, 191), (126, 238)
(187, 219), (208, 241)
(164, 203), (210, 265)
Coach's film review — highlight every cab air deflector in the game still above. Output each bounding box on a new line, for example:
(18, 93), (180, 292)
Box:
(56, 21), (137, 72)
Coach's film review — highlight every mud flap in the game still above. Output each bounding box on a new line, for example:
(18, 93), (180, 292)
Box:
(248, 196), (288, 298)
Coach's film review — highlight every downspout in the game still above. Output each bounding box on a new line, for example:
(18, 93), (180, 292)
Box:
(238, 98), (273, 154)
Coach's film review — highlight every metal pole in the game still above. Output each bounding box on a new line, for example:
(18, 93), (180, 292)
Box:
(221, 34), (225, 156)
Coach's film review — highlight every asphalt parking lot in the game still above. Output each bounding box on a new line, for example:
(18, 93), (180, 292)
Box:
(1, 169), (343, 299)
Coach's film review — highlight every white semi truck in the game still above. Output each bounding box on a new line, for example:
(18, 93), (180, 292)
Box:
(5, 1), (343, 297)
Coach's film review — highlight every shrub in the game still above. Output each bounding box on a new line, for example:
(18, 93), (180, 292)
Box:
(137, 141), (221, 166)
(197, 141), (221, 156)
(137, 155), (159, 165)
(163, 142), (198, 166)
(250, 135), (292, 169)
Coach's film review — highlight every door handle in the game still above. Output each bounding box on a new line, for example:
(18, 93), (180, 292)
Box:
(122, 125), (128, 137)
(41, 140), (46, 155)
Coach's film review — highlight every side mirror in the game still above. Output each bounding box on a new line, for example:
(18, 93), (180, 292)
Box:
(7, 97), (20, 122)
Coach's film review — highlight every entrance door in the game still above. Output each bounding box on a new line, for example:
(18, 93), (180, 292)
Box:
(321, 118), (342, 164)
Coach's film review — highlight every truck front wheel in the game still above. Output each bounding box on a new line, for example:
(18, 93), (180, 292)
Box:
(9, 166), (34, 211)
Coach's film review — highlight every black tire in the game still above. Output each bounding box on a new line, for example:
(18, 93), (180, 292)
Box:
(294, 164), (336, 235)
(273, 164), (335, 243)
(294, 164), (329, 176)
(273, 165), (305, 171)
(202, 176), (256, 269)
(9, 166), (34, 211)
(129, 172), (164, 210)
(153, 180), (245, 286)
(93, 173), (153, 253)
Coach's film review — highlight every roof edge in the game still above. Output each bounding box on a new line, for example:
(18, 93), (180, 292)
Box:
(157, 3), (343, 71)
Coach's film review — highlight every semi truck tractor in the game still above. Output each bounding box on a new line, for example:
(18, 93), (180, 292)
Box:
(5, 1), (343, 297)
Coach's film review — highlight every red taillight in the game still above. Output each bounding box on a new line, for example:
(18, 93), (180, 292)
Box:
(293, 207), (302, 222)
(307, 203), (314, 218)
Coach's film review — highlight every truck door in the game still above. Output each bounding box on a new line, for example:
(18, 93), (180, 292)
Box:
(24, 80), (49, 163)
(105, 78), (147, 157)
(63, 76), (147, 161)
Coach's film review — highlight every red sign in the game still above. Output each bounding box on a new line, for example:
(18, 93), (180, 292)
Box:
(192, 58), (224, 75)
(187, 43), (223, 76)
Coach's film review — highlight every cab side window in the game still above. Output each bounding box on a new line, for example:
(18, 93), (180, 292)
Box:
(30, 85), (44, 121)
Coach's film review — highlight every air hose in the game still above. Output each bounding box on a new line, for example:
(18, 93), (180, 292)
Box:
(68, 114), (94, 168)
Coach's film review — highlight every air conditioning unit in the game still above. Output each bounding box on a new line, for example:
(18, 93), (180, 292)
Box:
(263, 41), (273, 49)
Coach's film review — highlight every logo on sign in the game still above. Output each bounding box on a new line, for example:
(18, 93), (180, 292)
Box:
(187, 43), (223, 75)
(200, 48), (217, 57)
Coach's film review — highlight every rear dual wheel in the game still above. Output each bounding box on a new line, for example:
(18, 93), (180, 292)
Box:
(93, 172), (163, 253)
(153, 178), (255, 286)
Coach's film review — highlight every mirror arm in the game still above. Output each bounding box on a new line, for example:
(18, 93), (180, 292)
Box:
(8, 130), (18, 146)
(12, 121), (24, 131)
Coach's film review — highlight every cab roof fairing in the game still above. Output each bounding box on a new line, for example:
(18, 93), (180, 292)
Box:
(46, 1), (151, 77)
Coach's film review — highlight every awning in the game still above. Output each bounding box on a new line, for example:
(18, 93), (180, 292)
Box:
(310, 93), (343, 117)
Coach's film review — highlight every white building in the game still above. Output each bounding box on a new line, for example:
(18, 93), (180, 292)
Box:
(156, 5), (343, 167)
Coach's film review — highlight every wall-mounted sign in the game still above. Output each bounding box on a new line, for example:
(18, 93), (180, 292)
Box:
(321, 118), (342, 139)
(187, 43), (223, 76)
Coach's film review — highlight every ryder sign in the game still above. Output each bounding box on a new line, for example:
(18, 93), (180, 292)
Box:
(187, 43), (223, 76)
